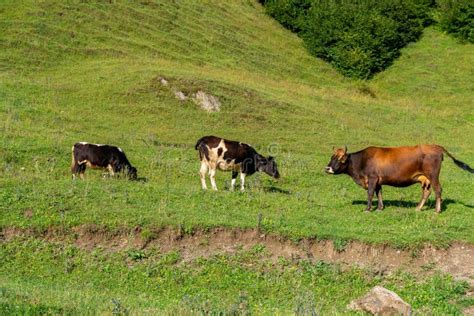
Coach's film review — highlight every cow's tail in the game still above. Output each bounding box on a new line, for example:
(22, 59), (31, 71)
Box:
(441, 147), (474, 173)
(194, 137), (207, 161)
(195, 137), (206, 150)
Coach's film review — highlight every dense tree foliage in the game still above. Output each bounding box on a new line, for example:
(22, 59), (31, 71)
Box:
(438, 0), (474, 43)
(261, 0), (434, 79)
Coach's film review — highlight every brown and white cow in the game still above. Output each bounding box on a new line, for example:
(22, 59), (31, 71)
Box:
(325, 145), (473, 212)
(195, 136), (280, 191)
(71, 142), (137, 180)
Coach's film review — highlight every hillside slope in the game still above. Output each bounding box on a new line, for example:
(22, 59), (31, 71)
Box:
(1, 0), (473, 244)
(1, 1), (473, 314)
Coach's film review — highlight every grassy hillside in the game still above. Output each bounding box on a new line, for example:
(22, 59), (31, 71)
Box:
(1, 0), (473, 313)
(1, 0), (473, 245)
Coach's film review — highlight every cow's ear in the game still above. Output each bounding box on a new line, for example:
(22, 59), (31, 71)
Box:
(344, 145), (348, 154)
(332, 146), (336, 153)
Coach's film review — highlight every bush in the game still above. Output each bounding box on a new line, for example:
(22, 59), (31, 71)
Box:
(262, 0), (433, 79)
(260, 0), (312, 33)
(438, 0), (474, 43)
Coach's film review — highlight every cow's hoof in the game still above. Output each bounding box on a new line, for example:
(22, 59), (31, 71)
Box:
(375, 208), (383, 212)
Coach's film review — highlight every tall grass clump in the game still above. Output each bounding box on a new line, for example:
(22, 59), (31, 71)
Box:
(261, 0), (433, 78)
(438, 0), (474, 43)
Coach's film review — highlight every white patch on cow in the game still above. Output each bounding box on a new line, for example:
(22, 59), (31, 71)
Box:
(107, 164), (115, 176)
(78, 142), (105, 147)
(210, 168), (217, 191)
(240, 173), (246, 191)
(79, 160), (101, 169)
(117, 147), (123, 152)
(326, 167), (334, 174)
(231, 178), (236, 190)
(203, 139), (240, 172)
(200, 161), (208, 190)
(80, 142), (105, 146)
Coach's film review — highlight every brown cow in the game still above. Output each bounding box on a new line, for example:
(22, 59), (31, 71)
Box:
(325, 145), (473, 212)
(195, 136), (280, 191)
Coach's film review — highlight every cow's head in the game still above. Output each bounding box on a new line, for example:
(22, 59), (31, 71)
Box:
(257, 155), (280, 179)
(126, 166), (138, 180)
(326, 146), (348, 174)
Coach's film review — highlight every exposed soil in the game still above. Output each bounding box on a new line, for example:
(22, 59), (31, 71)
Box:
(2, 225), (473, 288)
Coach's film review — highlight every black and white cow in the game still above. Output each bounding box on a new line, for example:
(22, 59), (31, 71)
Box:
(71, 142), (137, 180)
(195, 136), (280, 191)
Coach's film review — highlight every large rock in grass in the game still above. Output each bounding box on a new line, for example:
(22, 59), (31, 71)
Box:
(193, 90), (221, 112)
(348, 286), (412, 316)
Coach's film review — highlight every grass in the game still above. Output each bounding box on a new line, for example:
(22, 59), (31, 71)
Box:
(0, 1), (472, 247)
(0, 0), (473, 313)
(0, 238), (470, 314)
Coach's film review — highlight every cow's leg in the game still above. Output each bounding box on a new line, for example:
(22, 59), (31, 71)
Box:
(427, 159), (443, 213)
(366, 179), (376, 212)
(432, 180), (442, 213)
(416, 181), (431, 211)
(199, 162), (208, 190)
(107, 164), (115, 177)
(79, 164), (86, 180)
(231, 171), (238, 191)
(375, 185), (384, 211)
(209, 168), (218, 191)
(71, 149), (77, 179)
(240, 173), (246, 192)
(71, 161), (81, 180)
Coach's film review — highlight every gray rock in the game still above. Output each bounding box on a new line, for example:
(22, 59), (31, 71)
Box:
(193, 90), (221, 112)
(174, 91), (187, 101)
(348, 286), (412, 316)
(159, 77), (168, 86)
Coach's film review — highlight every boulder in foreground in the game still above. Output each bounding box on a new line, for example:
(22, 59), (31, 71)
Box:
(348, 286), (412, 315)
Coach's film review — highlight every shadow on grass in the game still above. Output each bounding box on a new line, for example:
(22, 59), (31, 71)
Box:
(351, 199), (472, 211)
(134, 177), (148, 183)
(263, 186), (291, 194)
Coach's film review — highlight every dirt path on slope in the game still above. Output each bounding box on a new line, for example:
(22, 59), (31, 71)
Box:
(2, 225), (473, 287)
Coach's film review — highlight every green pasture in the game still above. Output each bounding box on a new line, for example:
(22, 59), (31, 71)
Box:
(0, 1), (473, 314)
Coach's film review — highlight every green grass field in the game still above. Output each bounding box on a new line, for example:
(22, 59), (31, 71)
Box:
(1, 0), (473, 314)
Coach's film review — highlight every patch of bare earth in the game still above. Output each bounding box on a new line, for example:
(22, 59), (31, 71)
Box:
(2, 225), (473, 288)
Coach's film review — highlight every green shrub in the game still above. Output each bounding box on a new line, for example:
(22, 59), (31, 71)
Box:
(260, 0), (312, 32)
(376, 1), (434, 46)
(261, 0), (434, 79)
(438, 0), (474, 43)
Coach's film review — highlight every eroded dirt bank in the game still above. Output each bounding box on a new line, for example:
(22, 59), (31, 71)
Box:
(2, 225), (473, 287)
